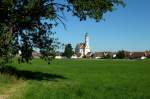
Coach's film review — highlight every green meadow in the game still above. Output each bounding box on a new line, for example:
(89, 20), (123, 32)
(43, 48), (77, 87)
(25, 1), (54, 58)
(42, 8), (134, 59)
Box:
(0, 59), (150, 99)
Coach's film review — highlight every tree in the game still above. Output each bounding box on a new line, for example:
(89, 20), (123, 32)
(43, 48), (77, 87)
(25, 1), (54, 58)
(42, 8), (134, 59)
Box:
(64, 44), (74, 59)
(0, 0), (125, 64)
(116, 50), (125, 59)
(0, 24), (15, 64)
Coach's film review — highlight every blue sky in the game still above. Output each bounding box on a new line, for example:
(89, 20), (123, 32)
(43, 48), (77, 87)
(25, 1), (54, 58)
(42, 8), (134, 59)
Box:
(54, 0), (150, 52)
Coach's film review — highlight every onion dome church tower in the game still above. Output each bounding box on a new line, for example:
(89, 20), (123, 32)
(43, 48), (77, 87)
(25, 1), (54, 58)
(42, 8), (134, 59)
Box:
(84, 33), (91, 55)
(75, 33), (91, 58)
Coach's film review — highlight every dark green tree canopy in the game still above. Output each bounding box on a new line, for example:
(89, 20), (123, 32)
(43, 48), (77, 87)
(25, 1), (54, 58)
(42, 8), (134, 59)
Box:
(116, 50), (126, 59)
(0, 0), (124, 64)
(64, 44), (74, 59)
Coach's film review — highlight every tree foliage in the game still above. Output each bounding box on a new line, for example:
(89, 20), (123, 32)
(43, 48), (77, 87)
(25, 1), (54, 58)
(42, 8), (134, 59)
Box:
(64, 44), (74, 59)
(0, 0), (125, 64)
(116, 50), (125, 59)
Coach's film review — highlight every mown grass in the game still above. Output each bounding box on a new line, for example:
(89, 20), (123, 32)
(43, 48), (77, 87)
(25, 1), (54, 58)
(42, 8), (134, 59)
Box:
(0, 59), (150, 99)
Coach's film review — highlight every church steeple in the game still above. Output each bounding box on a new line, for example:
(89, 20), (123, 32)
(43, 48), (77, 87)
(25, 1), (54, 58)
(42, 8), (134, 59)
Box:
(85, 33), (90, 49)
(75, 32), (91, 57)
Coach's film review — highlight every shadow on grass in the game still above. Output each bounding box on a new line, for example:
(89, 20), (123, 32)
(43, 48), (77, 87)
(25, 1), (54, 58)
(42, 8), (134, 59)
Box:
(0, 65), (66, 81)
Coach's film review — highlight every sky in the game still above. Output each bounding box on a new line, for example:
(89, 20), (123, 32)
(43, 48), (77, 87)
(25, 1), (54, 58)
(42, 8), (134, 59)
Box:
(54, 0), (150, 52)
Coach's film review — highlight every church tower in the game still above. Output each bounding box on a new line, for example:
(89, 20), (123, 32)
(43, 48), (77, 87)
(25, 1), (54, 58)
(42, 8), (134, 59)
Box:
(85, 33), (90, 49)
(84, 33), (91, 55)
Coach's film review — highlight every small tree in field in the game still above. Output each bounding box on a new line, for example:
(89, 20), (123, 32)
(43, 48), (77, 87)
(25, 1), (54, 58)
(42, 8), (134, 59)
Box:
(116, 50), (125, 59)
(64, 44), (74, 59)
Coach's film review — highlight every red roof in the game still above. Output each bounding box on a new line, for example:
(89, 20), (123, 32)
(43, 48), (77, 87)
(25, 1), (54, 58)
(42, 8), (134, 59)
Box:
(80, 44), (85, 49)
(76, 43), (85, 49)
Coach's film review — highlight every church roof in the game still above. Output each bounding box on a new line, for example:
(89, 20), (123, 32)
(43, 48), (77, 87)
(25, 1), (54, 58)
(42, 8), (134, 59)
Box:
(76, 43), (85, 49)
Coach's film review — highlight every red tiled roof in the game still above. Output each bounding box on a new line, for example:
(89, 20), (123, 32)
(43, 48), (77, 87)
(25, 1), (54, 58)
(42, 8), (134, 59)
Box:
(80, 44), (85, 49)
(76, 43), (85, 49)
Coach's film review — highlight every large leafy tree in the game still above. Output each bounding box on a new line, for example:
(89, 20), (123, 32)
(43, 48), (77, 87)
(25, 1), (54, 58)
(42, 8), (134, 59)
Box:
(0, 0), (125, 64)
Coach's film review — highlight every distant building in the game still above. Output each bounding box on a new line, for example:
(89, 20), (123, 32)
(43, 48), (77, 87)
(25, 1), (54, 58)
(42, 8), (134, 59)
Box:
(55, 51), (65, 59)
(71, 54), (78, 59)
(75, 33), (91, 57)
(93, 52), (104, 59)
(145, 51), (150, 58)
(55, 55), (63, 59)
(32, 51), (41, 58)
(93, 52), (116, 59)
(129, 52), (145, 59)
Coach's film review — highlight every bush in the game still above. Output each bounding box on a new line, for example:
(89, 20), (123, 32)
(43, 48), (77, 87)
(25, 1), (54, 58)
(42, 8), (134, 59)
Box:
(116, 50), (125, 59)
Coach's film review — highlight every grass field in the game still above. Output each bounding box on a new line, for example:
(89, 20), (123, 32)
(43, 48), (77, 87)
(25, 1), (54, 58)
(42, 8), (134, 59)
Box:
(0, 59), (150, 99)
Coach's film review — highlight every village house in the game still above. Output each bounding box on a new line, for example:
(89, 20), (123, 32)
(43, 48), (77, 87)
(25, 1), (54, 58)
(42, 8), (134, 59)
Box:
(92, 52), (116, 59)
(92, 52), (104, 59)
(129, 52), (146, 59)
(55, 52), (67, 59)
(32, 51), (41, 58)
(145, 51), (150, 58)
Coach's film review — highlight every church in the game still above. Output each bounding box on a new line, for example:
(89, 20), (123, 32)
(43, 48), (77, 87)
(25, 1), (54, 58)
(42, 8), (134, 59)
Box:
(75, 33), (91, 58)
